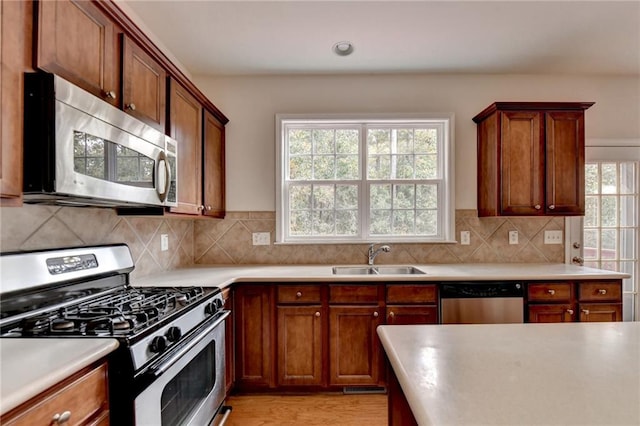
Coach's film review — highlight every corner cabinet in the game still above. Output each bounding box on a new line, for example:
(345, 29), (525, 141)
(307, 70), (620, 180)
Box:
(474, 102), (594, 216)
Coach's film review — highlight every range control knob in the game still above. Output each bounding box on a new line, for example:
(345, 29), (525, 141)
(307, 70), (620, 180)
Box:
(150, 335), (167, 353)
(213, 298), (223, 310)
(204, 302), (217, 316)
(165, 326), (182, 342)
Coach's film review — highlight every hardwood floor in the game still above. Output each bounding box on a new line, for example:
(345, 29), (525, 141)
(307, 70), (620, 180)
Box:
(224, 393), (387, 426)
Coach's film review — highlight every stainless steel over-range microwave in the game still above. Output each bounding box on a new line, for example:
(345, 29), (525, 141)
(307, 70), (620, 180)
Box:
(23, 73), (178, 208)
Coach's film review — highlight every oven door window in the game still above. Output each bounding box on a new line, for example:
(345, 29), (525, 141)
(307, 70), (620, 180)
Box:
(160, 339), (217, 426)
(74, 131), (155, 187)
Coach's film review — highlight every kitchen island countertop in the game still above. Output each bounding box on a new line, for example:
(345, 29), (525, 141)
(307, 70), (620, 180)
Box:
(0, 339), (119, 415)
(377, 322), (640, 425)
(132, 263), (629, 288)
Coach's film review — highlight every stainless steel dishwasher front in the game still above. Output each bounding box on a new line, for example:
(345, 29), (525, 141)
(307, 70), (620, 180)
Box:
(440, 282), (524, 324)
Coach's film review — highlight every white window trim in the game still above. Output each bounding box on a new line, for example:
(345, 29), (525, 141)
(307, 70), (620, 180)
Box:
(275, 113), (455, 244)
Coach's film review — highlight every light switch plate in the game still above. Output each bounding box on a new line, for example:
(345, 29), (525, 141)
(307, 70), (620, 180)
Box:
(252, 232), (270, 246)
(161, 234), (169, 251)
(544, 230), (563, 244)
(509, 230), (519, 245)
(460, 231), (471, 245)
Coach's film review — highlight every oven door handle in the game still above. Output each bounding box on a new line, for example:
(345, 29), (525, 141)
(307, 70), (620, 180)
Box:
(150, 311), (230, 378)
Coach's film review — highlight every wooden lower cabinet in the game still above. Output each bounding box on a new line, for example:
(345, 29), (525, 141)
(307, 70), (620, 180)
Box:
(386, 284), (438, 325)
(526, 280), (622, 323)
(386, 305), (438, 325)
(222, 288), (234, 395)
(329, 305), (383, 386)
(1, 362), (109, 426)
(277, 305), (324, 386)
(234, 284), (273, 390)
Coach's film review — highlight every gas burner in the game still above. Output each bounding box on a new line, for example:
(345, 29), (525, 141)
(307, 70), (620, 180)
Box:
(21, 316), (51, 335)
(51, 318), (76, 332)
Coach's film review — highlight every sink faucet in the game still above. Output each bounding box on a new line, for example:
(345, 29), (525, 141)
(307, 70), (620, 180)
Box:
(368, 243), (391, 265)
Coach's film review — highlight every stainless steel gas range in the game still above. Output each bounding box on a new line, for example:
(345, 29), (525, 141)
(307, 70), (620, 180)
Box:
(0, 244), (230, 426)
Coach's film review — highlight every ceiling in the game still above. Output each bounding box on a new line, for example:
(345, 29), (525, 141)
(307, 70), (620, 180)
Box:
(120, 1), (640, 77)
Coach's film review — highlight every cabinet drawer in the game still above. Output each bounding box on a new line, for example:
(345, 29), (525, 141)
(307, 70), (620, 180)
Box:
(578, 282), (621, 302)
(2, 362), (108, 426)
(527, 283), (572, 302)
(329, 284), (379, 304)
(386, 285), (437, 304)
(277, 285), (321, 304)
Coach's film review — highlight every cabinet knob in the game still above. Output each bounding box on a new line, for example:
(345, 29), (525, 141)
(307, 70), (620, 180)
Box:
(206, 205), (212, 211)
(197, 205), (205, 211)
(125, 103), (137, 111)
(567, 309), (574, 315)
(582, 309), (590, 315)
(103, 90), (117, 100)
(547, 289), (556, 295)
(389, 311), (395, 318)
(315, 311), (320, 317)
(548, 204), (555, 210)
(598, 289), (607, 295)
(373, 311), (379, 318)
(52, 411), (71, 424)
(534, 204), (541, 210)
(296, 291), (302, 298)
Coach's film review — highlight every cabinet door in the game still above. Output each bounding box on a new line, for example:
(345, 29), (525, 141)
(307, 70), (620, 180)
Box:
(37, 0), (119, 106)
(122, 35), (166, 131)
(202, 110), (226, 218)
(500, 111), (545, 215)
(579, 304), (622, 322)
(545, 111), (585, 215)
(329, 306), (382, 386)
(386, 306), (438, 325)
(168, 79), (203, 215)
(528, 304), (575, 323)
(1, 0), (32, 203)
(234, 285), (273, 389)
(277, 306), (324, 386)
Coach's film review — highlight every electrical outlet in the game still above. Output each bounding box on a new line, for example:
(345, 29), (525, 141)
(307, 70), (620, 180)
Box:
(460, 231), (471, 245)
(544, 230), (563, 244)
(161, 234), (169, 251)
(509, 230), (519, 245)
(252, 232), (270, 246)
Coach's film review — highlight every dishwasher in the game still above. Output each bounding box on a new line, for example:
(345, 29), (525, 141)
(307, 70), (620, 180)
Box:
(440, 282), (524, 324)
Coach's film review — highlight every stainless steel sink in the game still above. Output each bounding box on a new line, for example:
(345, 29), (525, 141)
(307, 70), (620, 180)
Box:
(332, 266), (425, 275)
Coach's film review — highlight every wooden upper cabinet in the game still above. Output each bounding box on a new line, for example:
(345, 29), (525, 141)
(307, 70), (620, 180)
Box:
(474, 102), (593, 217)
(1, 0), (33, 204)
(36, 0), (120, 106)
(203, 110), (226, 218)
(122, 35), (166, 131)
(168, 79), (203, 215)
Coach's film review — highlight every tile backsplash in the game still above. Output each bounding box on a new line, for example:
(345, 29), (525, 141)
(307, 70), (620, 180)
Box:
(1, 206), (565, 278)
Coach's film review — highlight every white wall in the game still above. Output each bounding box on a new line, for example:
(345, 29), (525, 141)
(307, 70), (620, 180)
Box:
(194, 74), (639, 211)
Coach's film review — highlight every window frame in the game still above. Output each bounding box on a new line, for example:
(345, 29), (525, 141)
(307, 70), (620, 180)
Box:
(275, 113), (455, 244)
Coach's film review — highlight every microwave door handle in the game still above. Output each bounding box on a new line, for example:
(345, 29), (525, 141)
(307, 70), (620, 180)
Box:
(156, 151), (170, 202)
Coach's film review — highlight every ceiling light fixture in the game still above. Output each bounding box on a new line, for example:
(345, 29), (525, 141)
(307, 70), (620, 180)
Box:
(333, 41), (354, 56)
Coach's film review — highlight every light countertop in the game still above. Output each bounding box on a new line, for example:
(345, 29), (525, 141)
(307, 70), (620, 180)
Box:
(0, 339), (119, 415)
(132, 263), (629, 288)
(377, 322), (640, 426)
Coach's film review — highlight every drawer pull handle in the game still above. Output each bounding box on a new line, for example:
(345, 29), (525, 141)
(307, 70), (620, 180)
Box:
(315, 311), (320, 317)
(582, 309), (590, 315)
(598, 289), (607, 295)
(547, 289), (556, 295)
(296, 291), (302, 298)
(52, 411), (71, 424)
(373, 311), (379, 318)
(567, 309), (574, 315)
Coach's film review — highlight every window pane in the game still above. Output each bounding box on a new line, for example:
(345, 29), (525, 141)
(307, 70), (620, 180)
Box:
(583, 229), (599, 260)
(313, 129), (334, 154)
(600, 229), (617, 259)
(620, 162), (636, 194)
(585, 163), (599, 194)
(367, 129), (391, 154)
(336, 129), (358, 154)
(290, 185), (312, 210)
(370, 184), (391, 209)
(290, 211), (311, 235)
(601, 196), (618, 226)
(620, 229), (636, 260)
(370, 210), (391, 235)
(416, 184), (438, 209)
(601, 163), (617, 194)
(312, 210), (335, 235)
(396, 129), (413, 154)
(289, 129), (312, 154)
(395, 155), (414, 179)
(414, 128), (438, 153)
(620, 195), (637, 226)
(584, 196), (599, 227)
(336, 210), (358, 235)
(312, 185), (334, 209)
(336, 155), (359, 179)
(416, 210), (438, 235)
(394, 184), (415, 209)
(314, 156), (335, 180)
(336, 185), (358, 209)
(289, 156), (312, 180)
(393, 210), (415, 234)
(415, 154), (438, 179)
(368, 155), (391, 179)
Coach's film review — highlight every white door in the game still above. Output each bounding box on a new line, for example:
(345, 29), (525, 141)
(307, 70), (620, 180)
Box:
(568, 144), (639, 321)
